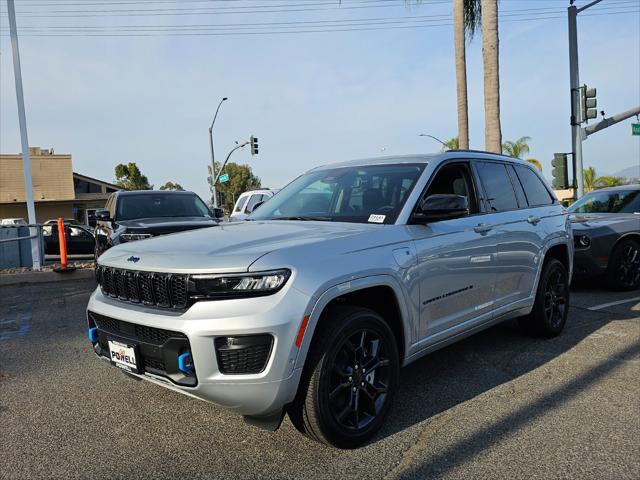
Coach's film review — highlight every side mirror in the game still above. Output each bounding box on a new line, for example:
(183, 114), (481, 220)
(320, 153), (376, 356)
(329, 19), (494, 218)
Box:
(95, 210), (111, 221)
(210, 207), (224, 219)
(412, 194), (469, 223)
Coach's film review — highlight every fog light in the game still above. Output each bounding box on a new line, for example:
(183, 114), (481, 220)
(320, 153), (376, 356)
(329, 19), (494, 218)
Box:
(576, 235), (591, 248)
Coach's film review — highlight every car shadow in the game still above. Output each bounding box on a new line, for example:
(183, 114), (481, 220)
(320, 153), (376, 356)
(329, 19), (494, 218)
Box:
(372, 303), (635, 457)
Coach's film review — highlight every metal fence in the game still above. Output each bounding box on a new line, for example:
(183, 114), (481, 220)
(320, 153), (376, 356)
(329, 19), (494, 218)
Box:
(0, 224), (45, 269)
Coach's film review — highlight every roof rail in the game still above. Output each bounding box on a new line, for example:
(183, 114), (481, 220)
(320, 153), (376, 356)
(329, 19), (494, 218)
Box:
(445, 149), (518, 160)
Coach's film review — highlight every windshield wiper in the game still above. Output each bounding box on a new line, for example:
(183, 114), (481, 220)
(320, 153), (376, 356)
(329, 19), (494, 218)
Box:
(272, 216), (333, 222)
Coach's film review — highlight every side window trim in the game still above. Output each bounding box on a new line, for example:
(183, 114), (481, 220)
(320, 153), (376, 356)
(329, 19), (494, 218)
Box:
(506, 164), (528, 209)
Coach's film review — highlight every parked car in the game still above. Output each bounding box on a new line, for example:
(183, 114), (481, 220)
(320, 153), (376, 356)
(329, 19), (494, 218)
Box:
(1, 218), (27, 225)
(44, 224), (95, 256)
(43, 218), (82, 226)
(94, 190), (222, 259)
(88, 152), (573, 448)
(229, 188), (278, 221)
(568, 184), (640, 290)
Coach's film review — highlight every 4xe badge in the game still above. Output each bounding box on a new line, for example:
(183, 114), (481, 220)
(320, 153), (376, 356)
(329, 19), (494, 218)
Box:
(127, 256), (140, 263)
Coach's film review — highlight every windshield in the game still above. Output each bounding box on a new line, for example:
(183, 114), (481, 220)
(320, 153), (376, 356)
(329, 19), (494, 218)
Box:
(569, 189), (640, 214)
(249, 163), (425, 224)
(116, 193), (211, 221)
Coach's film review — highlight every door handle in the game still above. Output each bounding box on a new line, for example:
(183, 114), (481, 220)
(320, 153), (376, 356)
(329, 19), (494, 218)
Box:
(473, 223), (493, 234)
(527, 215), (541, 225)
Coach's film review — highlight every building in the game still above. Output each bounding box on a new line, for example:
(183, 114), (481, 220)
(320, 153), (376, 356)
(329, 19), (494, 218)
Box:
(0, 147), (120, 225)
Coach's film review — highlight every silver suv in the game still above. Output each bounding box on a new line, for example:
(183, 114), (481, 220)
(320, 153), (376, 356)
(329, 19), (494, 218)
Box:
(87, 152), (572, 448)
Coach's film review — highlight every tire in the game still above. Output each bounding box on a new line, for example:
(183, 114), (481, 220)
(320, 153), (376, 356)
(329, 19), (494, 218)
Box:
(606, 239), (640, 291)
(519, 258), (570, 338)
(288, 305), (400, 449)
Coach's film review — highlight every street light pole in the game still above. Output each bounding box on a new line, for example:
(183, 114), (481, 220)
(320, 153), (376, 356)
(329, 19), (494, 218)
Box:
(419, 134), (448, 149)
(7, 0), (40, 270)
(208, 97), (228, 208)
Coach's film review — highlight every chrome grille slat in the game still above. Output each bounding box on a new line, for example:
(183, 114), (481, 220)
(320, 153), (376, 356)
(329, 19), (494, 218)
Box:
(96, 266), (188, 309)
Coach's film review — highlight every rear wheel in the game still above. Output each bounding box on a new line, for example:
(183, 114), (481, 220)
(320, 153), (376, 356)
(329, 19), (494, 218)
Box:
(289, 306), (399, 448)
(607, 239), (640, 291)
(519, 258), (569, 338)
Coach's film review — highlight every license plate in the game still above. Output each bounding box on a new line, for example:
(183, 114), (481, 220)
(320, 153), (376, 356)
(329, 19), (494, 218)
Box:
(108, 339), (140, 374)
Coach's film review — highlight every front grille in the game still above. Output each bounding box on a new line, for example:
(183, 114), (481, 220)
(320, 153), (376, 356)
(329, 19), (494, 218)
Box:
(215, 335), (273, 375)
(88, 311), (196, 387)
(96, 266), (188, 309)
(90, 311), (186, 344)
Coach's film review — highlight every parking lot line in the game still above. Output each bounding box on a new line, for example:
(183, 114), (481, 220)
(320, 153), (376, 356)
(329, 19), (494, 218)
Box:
(588, 297), (640, 311)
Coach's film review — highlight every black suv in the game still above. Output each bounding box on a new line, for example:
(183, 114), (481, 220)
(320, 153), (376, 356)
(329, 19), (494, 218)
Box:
(94, 190), (222, 259)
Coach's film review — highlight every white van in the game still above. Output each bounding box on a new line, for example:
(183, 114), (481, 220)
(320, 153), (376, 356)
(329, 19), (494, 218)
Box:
(229, 189), (277, 221)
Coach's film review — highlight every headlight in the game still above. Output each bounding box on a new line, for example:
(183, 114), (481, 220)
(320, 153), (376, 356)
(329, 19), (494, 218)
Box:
(574, 234), (591, 248)
(120, 233), (152, 242)
(189, 269), (291, 299)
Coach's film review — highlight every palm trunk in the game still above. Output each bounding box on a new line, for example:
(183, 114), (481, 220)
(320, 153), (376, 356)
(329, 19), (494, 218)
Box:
(453, 0), (469, 149)
(481, 0), (502, 153)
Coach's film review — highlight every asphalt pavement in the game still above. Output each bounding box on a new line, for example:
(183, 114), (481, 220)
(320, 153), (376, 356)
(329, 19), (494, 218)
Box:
(1, 279), (638, 479)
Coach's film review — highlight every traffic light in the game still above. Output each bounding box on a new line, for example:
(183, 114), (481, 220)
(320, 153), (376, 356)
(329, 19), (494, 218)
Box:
(250, 135), (259, 156)
(580, 86), (597, 122)
(551, 153), (569, 189)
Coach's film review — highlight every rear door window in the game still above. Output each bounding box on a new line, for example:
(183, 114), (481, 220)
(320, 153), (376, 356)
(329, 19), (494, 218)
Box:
(234, 195), (249, 213)
(246, 194), (264, 213)
(476, 162), (518, 212)
(514, 165), (554, 207)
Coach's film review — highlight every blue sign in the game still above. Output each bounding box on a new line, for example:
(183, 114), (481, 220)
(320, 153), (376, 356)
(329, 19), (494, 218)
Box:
(219, 173), (230, 183)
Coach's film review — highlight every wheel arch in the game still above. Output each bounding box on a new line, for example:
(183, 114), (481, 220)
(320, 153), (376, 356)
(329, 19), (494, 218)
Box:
(295, 275), (413, 371)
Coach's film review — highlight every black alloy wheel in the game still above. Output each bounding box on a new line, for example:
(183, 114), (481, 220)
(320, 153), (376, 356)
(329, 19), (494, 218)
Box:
(289, 306), (399, 448)
(519, 258), (570, 338)
(608, 239), (640, 291)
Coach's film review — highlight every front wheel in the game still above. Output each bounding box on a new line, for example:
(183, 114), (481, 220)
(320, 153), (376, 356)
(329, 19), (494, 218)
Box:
(289, 306), (400, 448)
(519, 258), (570, 338)
(607, 239), (640, 291)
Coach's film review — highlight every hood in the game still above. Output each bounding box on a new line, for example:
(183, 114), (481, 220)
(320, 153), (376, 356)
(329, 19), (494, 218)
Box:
(119, 216), (218, 235)
(570, 212), (640, 230)
(99, 220), (381, 273)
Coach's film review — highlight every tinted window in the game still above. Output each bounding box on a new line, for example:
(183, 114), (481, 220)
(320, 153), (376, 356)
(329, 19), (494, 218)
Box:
(246, 194), (264, 213)
(507, 165), (527, 208)
(569, 189), (640, 214)
(116, 193), (210, 220)
(515, 166), (554, 206)
(234, 195), (249, 212)
(476, 162), (518, 212)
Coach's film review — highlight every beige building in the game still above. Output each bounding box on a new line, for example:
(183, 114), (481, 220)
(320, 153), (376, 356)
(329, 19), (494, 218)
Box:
(0, 147), (120, 225)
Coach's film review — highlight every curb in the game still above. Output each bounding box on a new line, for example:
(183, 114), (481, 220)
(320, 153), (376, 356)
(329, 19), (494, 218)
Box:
(0, 269), (96, 287)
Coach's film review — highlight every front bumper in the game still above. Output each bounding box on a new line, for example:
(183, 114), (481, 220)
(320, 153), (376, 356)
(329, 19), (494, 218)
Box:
(86, 283), (312, 417)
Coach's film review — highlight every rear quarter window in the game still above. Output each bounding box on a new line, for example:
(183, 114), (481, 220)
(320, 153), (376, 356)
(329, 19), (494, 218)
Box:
(514, 165), (554, 207)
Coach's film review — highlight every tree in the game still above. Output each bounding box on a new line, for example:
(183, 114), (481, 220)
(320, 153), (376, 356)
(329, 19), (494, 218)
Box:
(482, 0), (502, 153)
(442, 136), (460, 151)
(159, 181), (184, 191)
(114, 162), (152, 190)
(209, 162), (261, 213)
(502, 136), (531, 158)
(584, 166), (597, 192)
(526, 159), (542, 171)
(596, 176), (625, 188)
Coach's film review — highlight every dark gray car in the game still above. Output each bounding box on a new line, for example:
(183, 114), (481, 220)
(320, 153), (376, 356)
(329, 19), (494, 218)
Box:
(569, 184), (640, 290)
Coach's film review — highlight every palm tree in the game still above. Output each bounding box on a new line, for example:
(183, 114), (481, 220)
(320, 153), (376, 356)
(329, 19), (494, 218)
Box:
(526, 159), (542, 171)
(481, 0), (502, 153)
(502, 136), (531, 158)
(453, 1), (481, 149)
(442, 136), (460, 151)
(596, 176), (625, 188)
(583, 166), (597, 192)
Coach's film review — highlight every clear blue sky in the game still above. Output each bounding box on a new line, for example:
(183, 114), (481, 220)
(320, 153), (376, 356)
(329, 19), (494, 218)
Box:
(1, 0), (639, 202)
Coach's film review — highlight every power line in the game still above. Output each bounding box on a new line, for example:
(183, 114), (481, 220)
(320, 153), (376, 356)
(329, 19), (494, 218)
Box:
(1, 9), (636, 36)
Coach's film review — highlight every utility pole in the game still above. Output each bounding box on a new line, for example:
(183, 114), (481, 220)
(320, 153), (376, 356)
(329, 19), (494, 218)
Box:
(7, 0), (40, 270)
(208, 97), (228, 208)
(568, 0), (602, 199)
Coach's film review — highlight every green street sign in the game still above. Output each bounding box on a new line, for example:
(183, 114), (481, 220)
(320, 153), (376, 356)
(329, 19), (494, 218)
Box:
(632, 123), (640, 136)
(219, 173), (229, 183)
